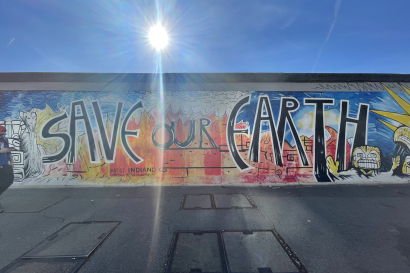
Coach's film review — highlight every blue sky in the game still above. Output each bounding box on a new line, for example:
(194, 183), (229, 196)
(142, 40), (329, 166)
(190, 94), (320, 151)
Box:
(0, 0), (409, 73)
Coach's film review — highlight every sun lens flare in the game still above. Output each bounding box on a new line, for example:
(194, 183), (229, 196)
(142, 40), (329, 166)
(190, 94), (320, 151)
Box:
(149, 24), (168, 50)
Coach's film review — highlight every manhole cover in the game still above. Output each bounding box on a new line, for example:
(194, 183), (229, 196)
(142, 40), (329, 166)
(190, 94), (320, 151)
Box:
(22, 222), (119, 258)
(0, 258), (85, 273)
(182, 194), (213, 209)
(5, 196), (67, 213)
(213, 194), (254, 209)
(165, 231), (227, 273)
(222, 231), (299, 273)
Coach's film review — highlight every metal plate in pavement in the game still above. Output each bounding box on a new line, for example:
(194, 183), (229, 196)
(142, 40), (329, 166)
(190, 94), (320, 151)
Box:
(182, 194), (213, 209)
(22, 222), (119, 258)
(165, 231), (227, 273)
(213, 194), (254, 209)
(222, 231), (299, 273)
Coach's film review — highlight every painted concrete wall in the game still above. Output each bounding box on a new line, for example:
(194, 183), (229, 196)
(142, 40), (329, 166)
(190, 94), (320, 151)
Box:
(2, 75), (410, 186)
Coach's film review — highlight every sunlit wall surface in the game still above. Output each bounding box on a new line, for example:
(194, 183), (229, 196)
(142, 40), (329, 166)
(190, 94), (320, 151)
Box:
(2, 78), (410, 185)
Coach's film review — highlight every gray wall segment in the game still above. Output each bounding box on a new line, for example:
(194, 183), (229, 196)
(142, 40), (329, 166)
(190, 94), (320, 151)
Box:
(0, 72), (410, 92)
(1, 72), (410, 83)
(1, 81), (410, 92)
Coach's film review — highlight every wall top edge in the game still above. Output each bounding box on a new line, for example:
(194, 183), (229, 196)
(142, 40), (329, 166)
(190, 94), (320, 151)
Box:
(0, 72), (410, 83)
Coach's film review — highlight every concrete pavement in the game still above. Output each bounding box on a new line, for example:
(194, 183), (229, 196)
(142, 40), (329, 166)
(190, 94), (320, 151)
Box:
(0, 184), (409, 272)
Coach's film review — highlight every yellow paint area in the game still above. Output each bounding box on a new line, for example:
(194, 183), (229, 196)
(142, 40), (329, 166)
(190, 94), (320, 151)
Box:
(35, 104), (66, 150)
(297, 112), (314, 129)
(297, 111), (339, 130)
(394, 126), (410, 150)
(352, 146), (381, 175)
(402, 156), (410, 174)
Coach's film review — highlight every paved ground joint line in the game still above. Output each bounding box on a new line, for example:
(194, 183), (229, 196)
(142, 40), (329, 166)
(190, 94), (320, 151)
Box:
(4, 196), (68, 213)
(270, 227), (308, 273)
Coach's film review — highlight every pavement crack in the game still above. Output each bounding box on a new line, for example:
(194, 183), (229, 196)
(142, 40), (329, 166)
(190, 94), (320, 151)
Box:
(254, 206), (267, 220)
(377, 202), (397, 209)
(41, 212), (65, 223)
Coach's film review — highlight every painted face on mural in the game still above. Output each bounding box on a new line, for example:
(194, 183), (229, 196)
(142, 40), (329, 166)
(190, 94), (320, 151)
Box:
(20, 110), (37, 132)
(371, 84), (410, 176)
(394, 126), (410, 150)
(401, 156), (410, 174)
(352, 146), (381, 175)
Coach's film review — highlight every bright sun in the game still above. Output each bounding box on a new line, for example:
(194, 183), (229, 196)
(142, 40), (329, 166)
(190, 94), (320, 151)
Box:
(149, 24), (168, 50)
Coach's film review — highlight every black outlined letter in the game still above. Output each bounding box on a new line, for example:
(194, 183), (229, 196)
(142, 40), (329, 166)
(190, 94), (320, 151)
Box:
(121, 101), (144, 164)
(304, 98), (334, 182)
(336, 100), (369, 171)
(68, 100), (99, 163)
(227, 96), (252, 171)
(152, 123), (175, 149)
(171, 120), (196, 148)
(41, 112), (71, 163)
(199, 118), (217, 148)
(277, 97), (309, 166)
(92, 101), (123, 163)
(248, 96), (283, 166)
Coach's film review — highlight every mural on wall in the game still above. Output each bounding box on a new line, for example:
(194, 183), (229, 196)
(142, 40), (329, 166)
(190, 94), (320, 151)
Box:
(1, 82), (410, 184)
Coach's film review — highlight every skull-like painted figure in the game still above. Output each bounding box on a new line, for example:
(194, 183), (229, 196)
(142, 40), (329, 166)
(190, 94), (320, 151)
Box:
(352, 146), (381, 175)
(401, 156), (410, 174)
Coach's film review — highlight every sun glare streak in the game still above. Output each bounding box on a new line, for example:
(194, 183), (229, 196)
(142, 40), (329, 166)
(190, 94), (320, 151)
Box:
(146, 49), (166, 271)
(147, 1), (166, 268)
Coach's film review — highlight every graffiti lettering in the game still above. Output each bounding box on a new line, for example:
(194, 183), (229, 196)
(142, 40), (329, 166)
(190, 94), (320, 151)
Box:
(248, 96), (283, 166)
(304, 98), (334, 182)
(120, 101), (144, 164)
(69, 100), (99, 163)
(41, 100), (144, 164)
(41, 112), (71, 163)
(227, 96), (252, 171)
(199, 118), (218, 148)
(335, 100), (369, 171)
(152, 119), (216, 150)
(152, 123), (175, 149)
(128, 167), (156, 173)
(20, 84), (399, 185)
(171, 120), (196, 148)
(92, 101), (123, 163)
(277, 97), (309, 166)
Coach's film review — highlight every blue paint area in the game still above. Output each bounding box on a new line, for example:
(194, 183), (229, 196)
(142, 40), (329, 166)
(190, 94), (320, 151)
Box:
(0, 90), (146, 126)
(57, 91), (145, 126)
(0, 91), (62, 120)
